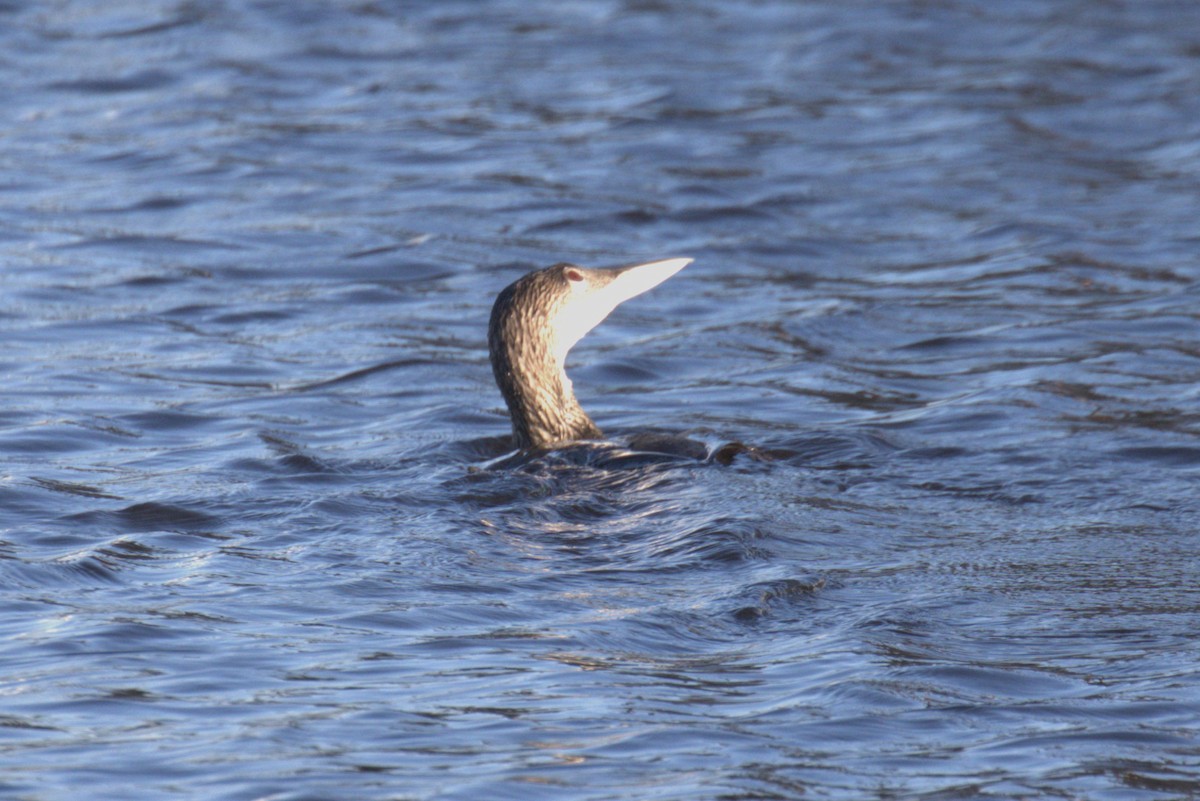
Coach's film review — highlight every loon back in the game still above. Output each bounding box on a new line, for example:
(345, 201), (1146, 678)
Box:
(488, 258), (691, 451)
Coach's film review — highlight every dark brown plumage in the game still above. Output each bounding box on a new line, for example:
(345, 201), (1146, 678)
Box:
(488, 258), (691, 451)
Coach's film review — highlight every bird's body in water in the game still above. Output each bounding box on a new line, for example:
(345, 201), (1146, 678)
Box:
(488, 258), (692, 453)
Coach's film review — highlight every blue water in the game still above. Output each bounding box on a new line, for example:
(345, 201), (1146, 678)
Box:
(3, 2), (1200, 799)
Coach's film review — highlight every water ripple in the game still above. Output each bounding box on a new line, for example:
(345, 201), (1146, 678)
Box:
(2, 1), (1199, 799)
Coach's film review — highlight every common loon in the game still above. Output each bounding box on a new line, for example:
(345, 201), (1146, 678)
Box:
(488, 258), (691, 451)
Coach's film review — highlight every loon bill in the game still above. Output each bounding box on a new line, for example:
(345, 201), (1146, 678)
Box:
(488, 257), (692, 451)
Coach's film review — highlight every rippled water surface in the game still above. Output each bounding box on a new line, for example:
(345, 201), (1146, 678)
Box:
(3, 2), (1200, 799)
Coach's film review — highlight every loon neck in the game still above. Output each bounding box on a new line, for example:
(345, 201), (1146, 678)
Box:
(488, 293), (601, 450)
(487, 258), (691, 452)
(501, 354), (601, 451)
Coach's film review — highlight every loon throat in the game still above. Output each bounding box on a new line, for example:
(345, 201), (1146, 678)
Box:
(488, 257), (692, 451)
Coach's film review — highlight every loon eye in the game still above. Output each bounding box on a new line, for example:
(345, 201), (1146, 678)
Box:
(565, 267), (585, 283)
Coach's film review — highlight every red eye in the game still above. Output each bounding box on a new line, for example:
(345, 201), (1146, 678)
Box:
(565, 268), (584, 283)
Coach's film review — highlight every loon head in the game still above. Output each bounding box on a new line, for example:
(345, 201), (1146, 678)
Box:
(488, 257), (692, 451)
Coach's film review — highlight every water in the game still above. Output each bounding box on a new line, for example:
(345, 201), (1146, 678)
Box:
(2, 1), (1199, 798)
